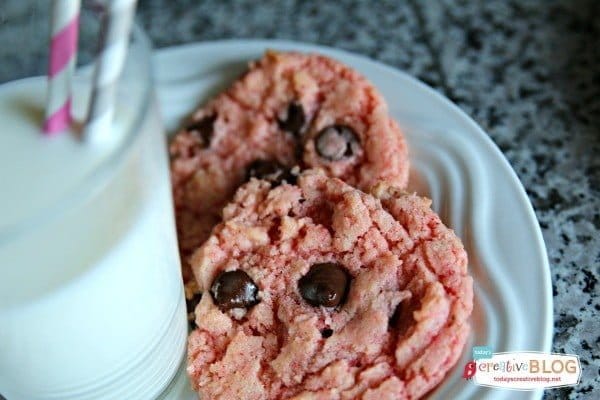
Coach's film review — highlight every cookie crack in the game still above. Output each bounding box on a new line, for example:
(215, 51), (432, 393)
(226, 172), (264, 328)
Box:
(388, 233), (469, 383)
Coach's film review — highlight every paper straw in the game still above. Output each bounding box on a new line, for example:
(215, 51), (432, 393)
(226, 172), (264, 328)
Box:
(43, 0), (80, 135)
(84, 0), (138, 142)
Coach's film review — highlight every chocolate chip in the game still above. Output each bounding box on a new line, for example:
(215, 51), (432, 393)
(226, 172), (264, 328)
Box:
(315, 125), (360, 161)
(210, 270), (259, 311)
(278, 102), (305, 136)
(245, 159), (296, 186)
(186, 292), (203, 315)
(186, 292), (203, 328)
(186, 114), (217, 147)
(298, 263), (350, 307)
(321, 328), (333, 338)
(389, 304), (402, 329)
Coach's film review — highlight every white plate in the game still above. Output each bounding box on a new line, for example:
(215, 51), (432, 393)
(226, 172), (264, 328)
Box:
(153, 40), (553, 400)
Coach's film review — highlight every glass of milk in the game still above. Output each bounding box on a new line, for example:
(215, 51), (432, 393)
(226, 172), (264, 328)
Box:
(0, 3), (190, 399)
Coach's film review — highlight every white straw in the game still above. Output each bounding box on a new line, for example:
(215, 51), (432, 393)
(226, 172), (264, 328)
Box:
(84, 0), (138, 142)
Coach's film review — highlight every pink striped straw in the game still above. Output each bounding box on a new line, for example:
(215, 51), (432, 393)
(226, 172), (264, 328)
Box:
(43, 0), (81, 135)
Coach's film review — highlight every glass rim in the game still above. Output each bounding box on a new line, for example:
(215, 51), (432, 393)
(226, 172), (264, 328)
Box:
(0, 22), (153, 245)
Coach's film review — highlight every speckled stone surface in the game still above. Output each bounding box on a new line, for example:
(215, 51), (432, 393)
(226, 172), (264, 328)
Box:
(0, 0), (598, 399)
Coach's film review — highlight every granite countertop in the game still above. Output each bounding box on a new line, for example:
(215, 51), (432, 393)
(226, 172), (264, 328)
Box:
(1, 0), (598, 399)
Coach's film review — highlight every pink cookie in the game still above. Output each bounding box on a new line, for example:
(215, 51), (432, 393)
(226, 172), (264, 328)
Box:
(187, 170), (472, 400)
(170, 51), (409, 294)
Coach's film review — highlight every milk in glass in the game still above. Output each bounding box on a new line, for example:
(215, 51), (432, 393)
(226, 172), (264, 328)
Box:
(0, 76), (187, 400)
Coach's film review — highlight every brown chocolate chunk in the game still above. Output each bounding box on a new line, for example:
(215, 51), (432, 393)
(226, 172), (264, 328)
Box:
(315, 124), (360, 161)
(321, 328), (334, 338)
(186, 292), (203, 328)
(186, 292), (203, 315)
(298, 263), (350, 307)
(210, 270), (259, 311)
(388, 303), (402, 330)
(278, 102), (306, 136)
(186, 114), (217, 147)
(245, 159), (296, 186)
